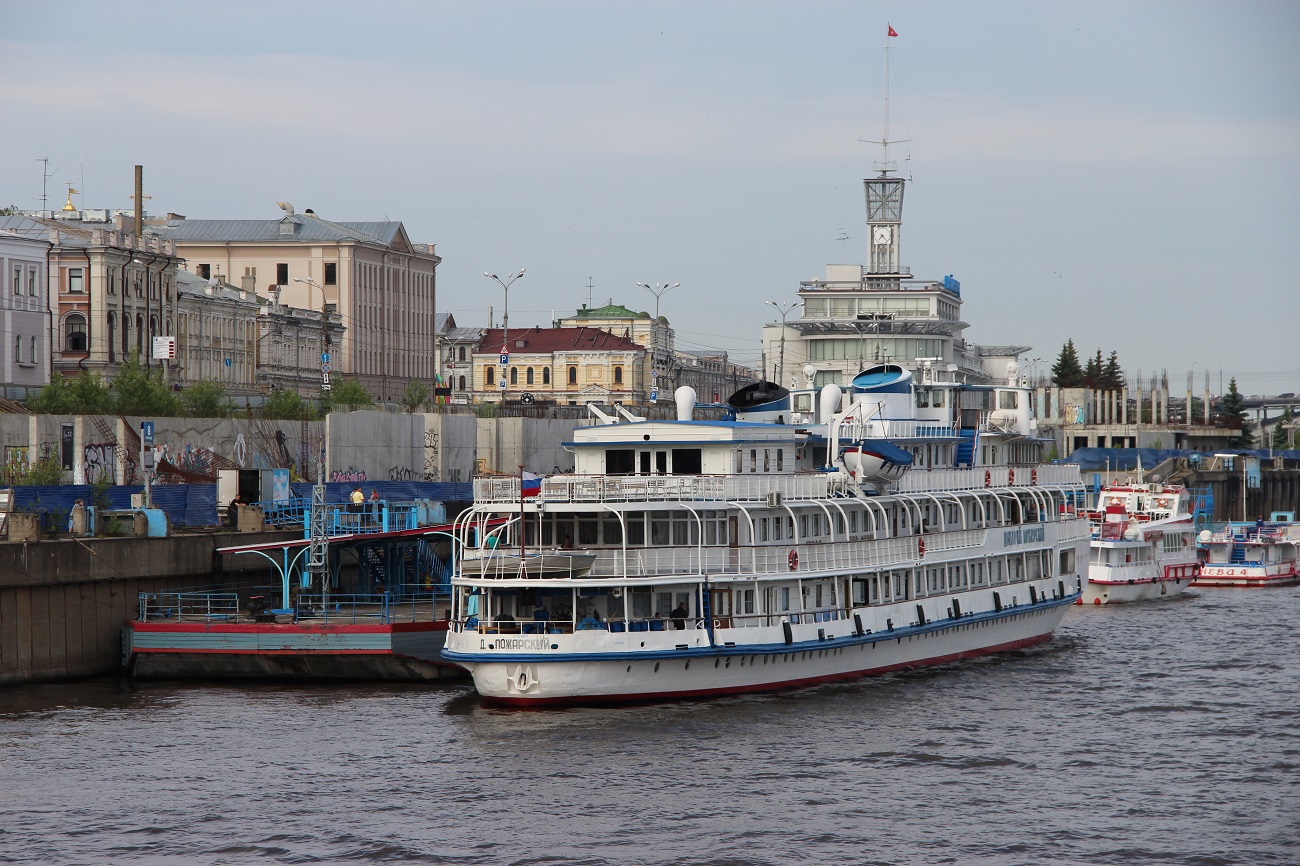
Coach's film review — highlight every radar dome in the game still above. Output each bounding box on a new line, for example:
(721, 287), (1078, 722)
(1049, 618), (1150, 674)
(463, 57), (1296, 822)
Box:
(1198, 530), (1213, 542)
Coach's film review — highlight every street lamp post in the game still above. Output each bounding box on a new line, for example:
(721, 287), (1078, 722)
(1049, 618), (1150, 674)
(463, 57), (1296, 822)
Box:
(637, 281), (678, 403)
(764, 300), (799, 387)
(484, 269), (526, 340)
(293, 277), (330, 397)
(484, 269), (525, 406)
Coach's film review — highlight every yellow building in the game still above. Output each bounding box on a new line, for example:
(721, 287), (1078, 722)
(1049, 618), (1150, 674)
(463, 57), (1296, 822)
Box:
(473, 326), (647, 405)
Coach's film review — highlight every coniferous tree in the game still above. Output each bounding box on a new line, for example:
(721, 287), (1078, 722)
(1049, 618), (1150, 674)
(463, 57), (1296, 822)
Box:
(1219, 378), (1255, 448)
(1272, 407), (1293, 450)
(1101, 351), (1125, 391)
(1051, 340), (1085, 388)
(1083, 349), (1104, 389)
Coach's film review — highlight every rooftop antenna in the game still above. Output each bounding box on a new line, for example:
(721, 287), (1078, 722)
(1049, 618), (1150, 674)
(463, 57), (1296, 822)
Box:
(836, 228), (851, 255)
(35, 157), (56, 211)
(585, 276), (595, 309)
(861, 23), (910, 177)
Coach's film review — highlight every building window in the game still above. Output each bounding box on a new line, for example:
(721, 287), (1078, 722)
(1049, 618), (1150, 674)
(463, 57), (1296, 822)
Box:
(197, 264), (211, 280)
(458, 346), (466, 362)
(486, 366), (494, 385)
(543, 368), (550, 385)
(14, 336), (21, 364)
(10, 267), (18, 295)
(276, 263), (288, 285)
(510, 367), (518, 385)
(136, 314), (144, 352)
(64, 314), (88, 352)
(68, 268), (84, 293)
(29, 336), (36, 364)
(458, 375), (466, 391)
(526, 367), (534, 385)
(108, 314), (116, 362)
(568, 366), (577, 385)
(613, 366), (623, 385)
(324, 263), (337, 285)
(28, 269), (36, 296)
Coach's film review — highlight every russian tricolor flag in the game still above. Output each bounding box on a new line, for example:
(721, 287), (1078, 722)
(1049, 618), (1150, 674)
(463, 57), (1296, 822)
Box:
(521, 471), (542, 497)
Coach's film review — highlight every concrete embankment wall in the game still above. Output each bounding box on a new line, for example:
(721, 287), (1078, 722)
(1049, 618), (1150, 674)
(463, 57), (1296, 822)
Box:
(0, 530), (295, 685)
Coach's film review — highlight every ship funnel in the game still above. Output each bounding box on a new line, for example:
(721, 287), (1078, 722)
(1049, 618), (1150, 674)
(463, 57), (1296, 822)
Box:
(819, 384), (843, 424)
(675, 386), (698, 421)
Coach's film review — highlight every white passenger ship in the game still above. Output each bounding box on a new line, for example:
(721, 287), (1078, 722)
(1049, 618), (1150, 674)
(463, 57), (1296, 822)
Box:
(1079, 481), (1201, 604)
(443, 364), (1091, 705)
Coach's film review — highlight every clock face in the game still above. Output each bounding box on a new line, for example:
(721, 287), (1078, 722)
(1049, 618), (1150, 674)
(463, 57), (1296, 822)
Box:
(873, 226), (892, 245)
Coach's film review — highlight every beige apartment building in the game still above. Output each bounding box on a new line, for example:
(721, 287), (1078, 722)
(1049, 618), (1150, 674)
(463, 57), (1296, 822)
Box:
(150, 204), (439, 401)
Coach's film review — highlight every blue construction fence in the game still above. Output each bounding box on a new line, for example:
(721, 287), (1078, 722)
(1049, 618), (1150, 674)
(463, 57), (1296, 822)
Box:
(8, 481), (473, 531)
(1061, 447), (1300, 473)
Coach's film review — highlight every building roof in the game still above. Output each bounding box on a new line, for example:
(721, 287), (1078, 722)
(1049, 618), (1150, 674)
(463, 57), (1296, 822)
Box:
(474, 326), (643, 355)
(148, 210), (437, 258)
(446, 326), (484, 343)
(567, 302), (649, 320)
(175, 268), (261, 304)
(434, 312), (457, 334)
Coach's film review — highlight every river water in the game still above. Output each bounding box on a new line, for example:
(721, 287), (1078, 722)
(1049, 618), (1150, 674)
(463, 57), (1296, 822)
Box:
(2, 587), (1296, 866)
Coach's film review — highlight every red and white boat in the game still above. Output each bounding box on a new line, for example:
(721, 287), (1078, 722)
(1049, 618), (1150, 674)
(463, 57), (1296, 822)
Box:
(1078, 482), (1200, 604)
(1195, 514), (1300, 588)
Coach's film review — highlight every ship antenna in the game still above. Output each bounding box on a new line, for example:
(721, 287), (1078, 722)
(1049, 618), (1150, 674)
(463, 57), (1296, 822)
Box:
(861, 23), (910, 176)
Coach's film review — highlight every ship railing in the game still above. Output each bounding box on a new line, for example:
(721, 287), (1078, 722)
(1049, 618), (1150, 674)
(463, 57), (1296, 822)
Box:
(293, 592), (446, 624)
(137, 591), (241, 622)
(895, 463), (1083, 493)
(474, 473), (846, 504)
(255, 497), (308, 527)
(869, 420), (960, 440)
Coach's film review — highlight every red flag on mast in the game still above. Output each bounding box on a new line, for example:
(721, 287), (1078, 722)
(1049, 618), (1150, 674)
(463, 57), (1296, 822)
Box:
(888, 25), (898, 37)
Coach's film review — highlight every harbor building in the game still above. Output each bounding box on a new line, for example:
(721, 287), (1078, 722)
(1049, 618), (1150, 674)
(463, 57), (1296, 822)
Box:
(149, 203), (439, 402)
(762, 169), (1022, 389)
(557, 302), (673, 399)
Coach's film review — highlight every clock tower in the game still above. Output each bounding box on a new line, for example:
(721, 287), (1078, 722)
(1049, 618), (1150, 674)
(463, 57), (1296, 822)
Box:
(865, 175), (904, 275)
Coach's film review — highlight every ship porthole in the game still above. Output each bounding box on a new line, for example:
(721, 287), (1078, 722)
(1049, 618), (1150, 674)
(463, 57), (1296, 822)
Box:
(714, 658), (720, 668)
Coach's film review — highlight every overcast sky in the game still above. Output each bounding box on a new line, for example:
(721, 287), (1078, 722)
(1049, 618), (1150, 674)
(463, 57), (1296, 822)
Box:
(3, 1), (1297, 395)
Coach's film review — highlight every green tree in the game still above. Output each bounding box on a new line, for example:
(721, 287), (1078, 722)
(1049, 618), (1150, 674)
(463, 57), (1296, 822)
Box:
(400, 380), (430, 413)
(180, 380), (234, 417)
(1083, 349), (1104, 389)
(25, 374), (77, 414)
(1219, 378), (1255, 448)
(261, 388), (315, 420)
(1100, 351), (1125, 391)
(1271, 407), (1293, 450)
(111, 354), (178, 416)
(324, 378), (374, 412)
(1051, 340), (1085, 388)
(26, 371), (113, 415)
(11, 452), (63, 485)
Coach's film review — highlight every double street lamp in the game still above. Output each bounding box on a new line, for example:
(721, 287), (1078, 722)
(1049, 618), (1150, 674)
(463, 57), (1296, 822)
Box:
(293, 276), (331, 396)
(765, 299), (799, 386)
(484, 269), (526, 339)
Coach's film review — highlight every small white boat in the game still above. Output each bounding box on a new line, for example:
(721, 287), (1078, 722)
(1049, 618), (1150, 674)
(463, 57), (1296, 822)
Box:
(1079, 482), (1200, 605)
(1195, 513), (1300, 588)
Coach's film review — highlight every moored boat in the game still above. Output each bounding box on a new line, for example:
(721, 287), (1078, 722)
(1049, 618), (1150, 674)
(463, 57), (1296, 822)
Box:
(1078, 481), (1201, 604)
(1194, 512), (1300, 588)
(442, 367), (1091, 706)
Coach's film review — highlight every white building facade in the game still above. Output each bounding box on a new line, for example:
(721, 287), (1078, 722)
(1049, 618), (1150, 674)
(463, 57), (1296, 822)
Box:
(0, 230), (51, 391)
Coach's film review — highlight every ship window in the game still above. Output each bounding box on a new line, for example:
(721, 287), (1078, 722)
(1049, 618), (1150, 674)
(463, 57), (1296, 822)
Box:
(602, 518), (622, 544)
(916, 389), (929, 408)
(606, 449), (635, 475)
(639, 451), (651, 474)
(627, 516), (645, 546)
(759, 519), (769, 542)
(971, 561), (986, 586)
(999, 391), (1019, 410)
(632, 591), (652, 618)
(852, 579), (868, 606)
(932, 390), (944, 408)
(814, 585), (824, 607)
(737, 590), (755, 615)
(650, 512), (671, 545)
(949, 564), (967, 589)
(799, 515), (809, 538)
(749, 449), (756, 473)
(578, 519), (598, 546)
(671, 448), (702, 475)
(773, 517), (783, 541)
(733, 450), (743, 474)
(776, 449), (784, 471)
(763, 449), (770, 472)
(655, 451), (668, 475)
(657, 592), (674, 617)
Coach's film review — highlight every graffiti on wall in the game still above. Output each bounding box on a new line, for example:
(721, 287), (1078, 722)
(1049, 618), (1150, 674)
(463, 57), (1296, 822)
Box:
(3, 446), (28, 484)
(388, 466), (419, 482)
(423, 429), (440, 482)
(83, 443), (117, 484)
(331, 467), (367, 483)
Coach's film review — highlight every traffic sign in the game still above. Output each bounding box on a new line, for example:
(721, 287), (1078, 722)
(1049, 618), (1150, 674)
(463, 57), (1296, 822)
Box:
(499, 353), (509, 365)
(140, 421), (154, 445)
(224, 358), (232, 368)
(499, 379), (507, 390)
(320, 363), (331, 373)
(321, 352), (330, 363)
(650, 389), (658, 401)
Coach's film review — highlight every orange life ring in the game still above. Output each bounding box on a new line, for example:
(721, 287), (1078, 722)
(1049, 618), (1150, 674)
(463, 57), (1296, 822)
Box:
(984, 470), (991, 488)
(1031, 468), (1037, 485)
(788, 549), (799, 571)
(1008, 468), (1015, 485)
(918, 537), (926, 558)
